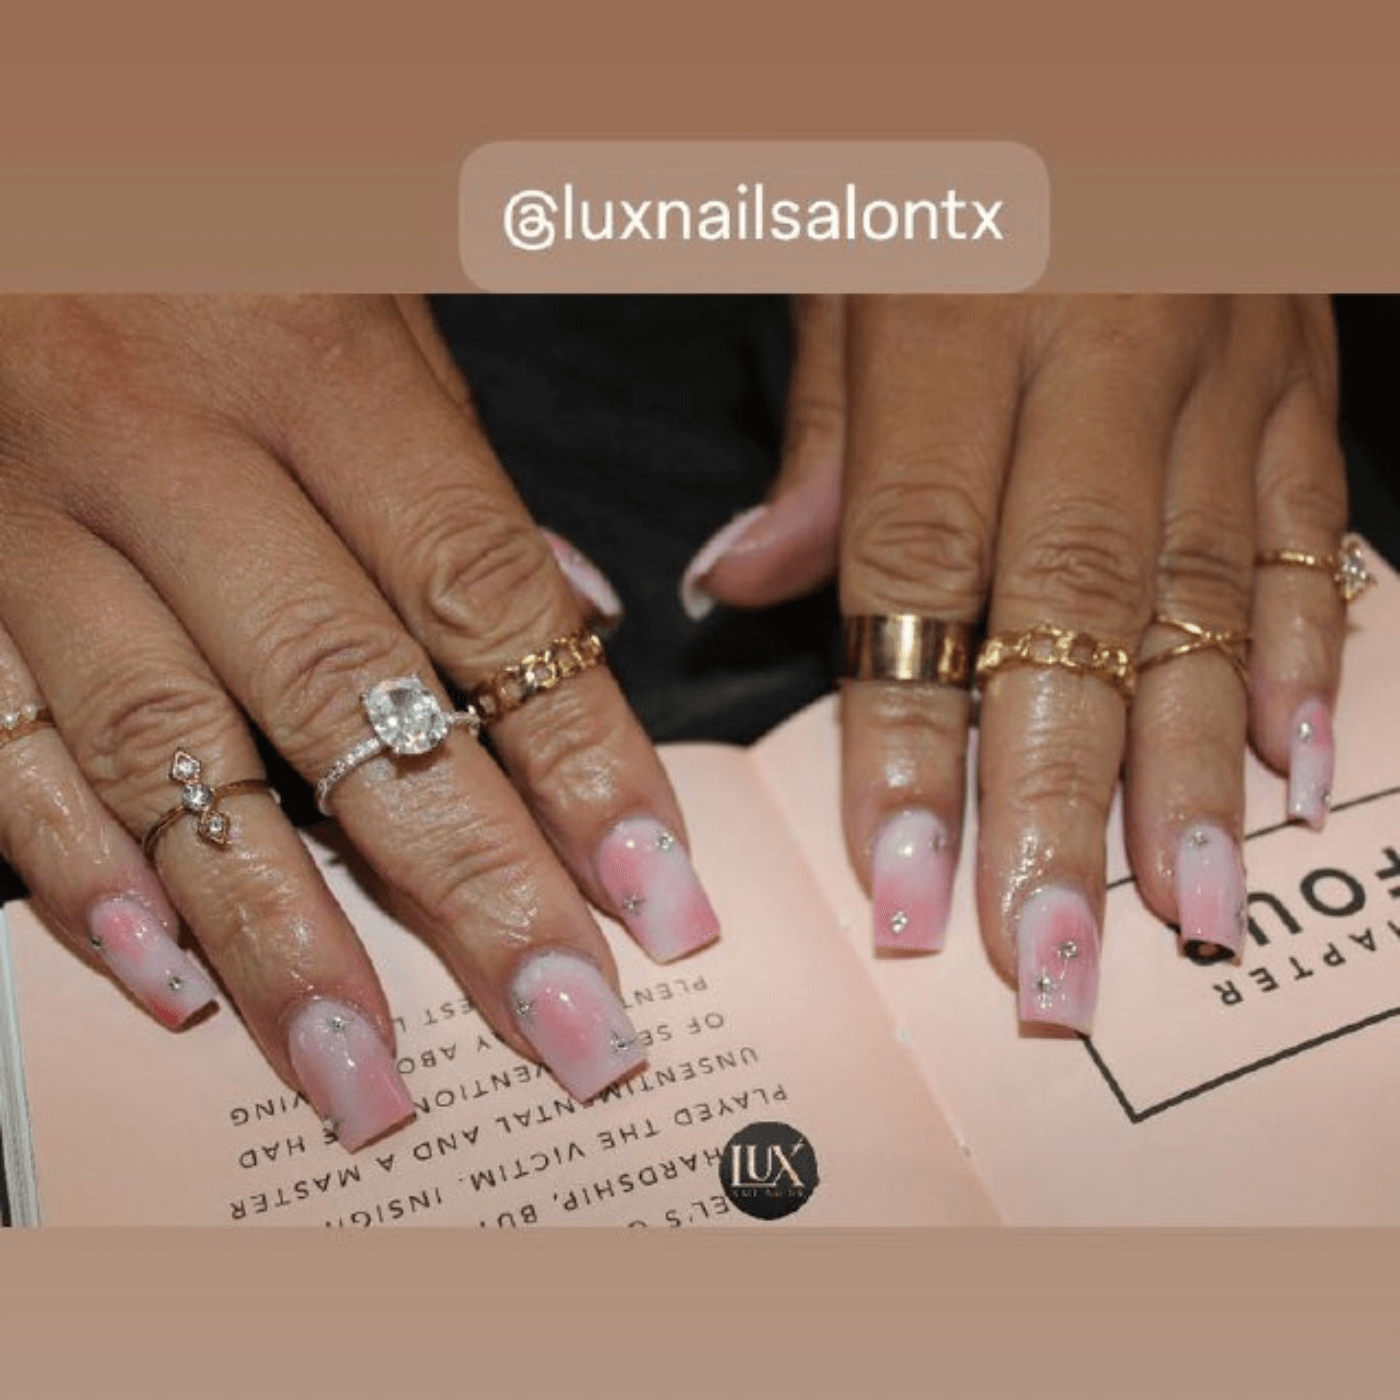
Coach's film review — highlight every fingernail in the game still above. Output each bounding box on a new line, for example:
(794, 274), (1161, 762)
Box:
(595, 816), (721, 962)
(679, 505), (768, 621)
(286, 999), (415, 1153)
(510, 950), (646, 1101)
(1015, 886), (1100, 1034)
(86, 897), (218, 1029)
(1288, 698), (1334, 830)
(1175, 823), (1248, 958)
(542, 528), (624, 628)
(871, 809), (954, 952)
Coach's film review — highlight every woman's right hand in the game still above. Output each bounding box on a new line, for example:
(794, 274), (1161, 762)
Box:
(0, 295), (719, 1151)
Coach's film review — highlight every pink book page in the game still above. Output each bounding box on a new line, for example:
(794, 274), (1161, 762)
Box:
(5, 738), (993, 1226)
(756, 540), (1400, 1223)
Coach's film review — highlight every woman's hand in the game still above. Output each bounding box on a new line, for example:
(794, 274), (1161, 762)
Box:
(0, 295), (719, 1150)
(685, 294), (1348, 1032)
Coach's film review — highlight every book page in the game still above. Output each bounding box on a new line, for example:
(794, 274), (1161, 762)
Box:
(755, 542), (1400, 1223)
(3, 741), (993, 1226)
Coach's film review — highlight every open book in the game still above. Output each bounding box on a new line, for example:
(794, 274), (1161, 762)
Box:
(3, 543), (1397, 1226)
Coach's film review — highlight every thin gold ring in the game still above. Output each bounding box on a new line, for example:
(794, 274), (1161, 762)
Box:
(975, 624), (1136, 702)
(1138, 616), (1250, 687)
(1255, 534), (1373, 603)
(0, 704), (55, 755)
(142, 749), (276, 860)
(469, 626), (606, 725)
(842, 616), (976, 688)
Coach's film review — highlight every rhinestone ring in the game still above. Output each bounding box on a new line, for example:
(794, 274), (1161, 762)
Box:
(142, 750), (276, 860)
(1255, 534), (1374, 604)
(0, 702), (56, 756)
(315, 675), (480, 816)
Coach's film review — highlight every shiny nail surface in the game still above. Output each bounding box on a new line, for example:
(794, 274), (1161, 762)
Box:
(871, 809), (953, 952)
(595, 816), (720, 962)
(1016, 886), (1100, 1034)
(87, 897), (218, 1029)
(286, 999), (415, 1153)
(1175, 823), (1248, 958)
(1288, 698), (1334, 830)
(542, 528), (624, 627)
(510, 950), (645, 1101)
(679, 506), (767, 621)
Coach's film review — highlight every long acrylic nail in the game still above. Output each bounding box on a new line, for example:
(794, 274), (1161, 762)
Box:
(542, 528), (624, 628)
(595, 816), (720, 962)
(87, 896), (218, 1029)
(1288, 698), (1334, 830)
(286, 999), (415, 1153)
(1015, 886), (1101, 1034)
(510, 950), (646, 1101)
(1175, 823), (1248, 958)
(871, 809), (954, 952)
(679, 506), (768, 621)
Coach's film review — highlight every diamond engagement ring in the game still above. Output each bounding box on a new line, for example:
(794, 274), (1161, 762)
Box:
(314, 675), (481, 816)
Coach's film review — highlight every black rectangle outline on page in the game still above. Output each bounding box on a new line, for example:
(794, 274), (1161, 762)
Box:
(1084, 783), (1400, 1124)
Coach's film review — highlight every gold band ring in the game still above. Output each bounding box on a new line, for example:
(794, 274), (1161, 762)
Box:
(975, 624), (1137, 702)
(1255, 534), (1373, 603)
(842, 616), (976, 688)
(469, 626), (606, 725)
(1138, 616), (1251, 687)
(143, 749), (276, 859)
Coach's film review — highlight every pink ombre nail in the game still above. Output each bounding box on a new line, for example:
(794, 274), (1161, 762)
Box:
(286, 999), (415, 1153)
(1288, 698), (1334, 830)
(510, 950), (645, 1101)
(679, 506), (768, 621)
(871, 809), (953, 953)
(541, 528), (624, 627)
(1015, 886), (1101, 1034)
(1175, 823), (1248, 958)
(595, 816), (720, 962)
(87, 897), (218, 1029)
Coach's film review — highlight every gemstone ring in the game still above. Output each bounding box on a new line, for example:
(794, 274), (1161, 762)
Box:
(142, 749), (277, 860)
(314, 675), (481, 816)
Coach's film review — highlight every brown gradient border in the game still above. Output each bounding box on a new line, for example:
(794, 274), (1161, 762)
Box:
(3, 1230), (1400, 1391)
(0, 10), (1398, 286)
(4, 6), (1400, 1389)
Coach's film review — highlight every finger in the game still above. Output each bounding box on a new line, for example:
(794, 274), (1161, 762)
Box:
(394, 295), (477, 415)
(67, 407), (653, 1102)
(680, 294), (845, 618)
(251, 302), (718, 965)
(976, 299), (1197, 1033)
(839, 296), (1022, 952)
(0, 522), (418, 1151)
(0, 622), (217, 1029)
(1124, 310), (1280, 960)
(1249, 305), (1351, 829)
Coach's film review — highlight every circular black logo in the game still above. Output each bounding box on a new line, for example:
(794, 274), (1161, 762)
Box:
(719, 1121), (819, 1221)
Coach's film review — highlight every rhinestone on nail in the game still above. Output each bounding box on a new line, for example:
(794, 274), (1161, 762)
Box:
(1057, 940), (1079, 961)
(88, 935), (104, 952)
(167, 975), (184, 993)
(655, 829), (676, 852)
(513, 997), (534, 1020)
(1187, 829), (1209, 848)
(609, 1030), (636, 1054)
(1298, 720), (1314, 743)
(889, 910), (910, 936)
(326, 1014), (348, 1033)
(621, 894), (645, 916)
(1034, 971), (1057, 1007)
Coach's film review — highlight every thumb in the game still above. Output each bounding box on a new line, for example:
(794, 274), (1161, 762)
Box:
(680, 295), (846, 621)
